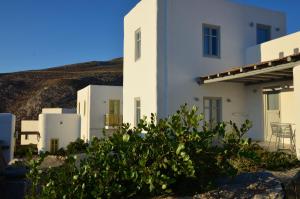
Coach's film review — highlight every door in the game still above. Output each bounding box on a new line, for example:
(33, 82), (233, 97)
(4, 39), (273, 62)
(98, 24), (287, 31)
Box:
(50, 139), (59, 154)
(108, 100), (121, 125)
(265, 92), (281, 140)
(109, 100), (120, 115)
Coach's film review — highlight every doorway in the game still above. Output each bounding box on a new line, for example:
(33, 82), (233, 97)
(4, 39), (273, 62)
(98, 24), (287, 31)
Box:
(264, 92), (281, 140)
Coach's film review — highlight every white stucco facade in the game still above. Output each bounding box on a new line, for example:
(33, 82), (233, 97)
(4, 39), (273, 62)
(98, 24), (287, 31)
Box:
(123, 0), (158, 124)
(20, 108), (80, 153)
(124, 0), (286, 125)
(293, 65), (300, 158)
(20, 120), (39, 145)
(77, 85), (123, 141)
(123, 0), (300, 158)
(246, 32), (300, 64)
(0, 113), (15, 163)
(38, 113), (80, 153)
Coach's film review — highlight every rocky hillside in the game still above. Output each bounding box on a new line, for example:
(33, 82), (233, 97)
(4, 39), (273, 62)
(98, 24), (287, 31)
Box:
(0, 58), (123, 133)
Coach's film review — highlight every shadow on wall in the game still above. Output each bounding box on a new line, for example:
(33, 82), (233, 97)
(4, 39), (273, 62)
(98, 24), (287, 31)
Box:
(245, 45), (262, 65)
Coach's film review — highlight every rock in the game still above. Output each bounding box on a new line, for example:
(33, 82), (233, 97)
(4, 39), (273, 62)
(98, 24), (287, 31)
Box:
(194, 172), (284, 199)
(284, 170), (300, 198)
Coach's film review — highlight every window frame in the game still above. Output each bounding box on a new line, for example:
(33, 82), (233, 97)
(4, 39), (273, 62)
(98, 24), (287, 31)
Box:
(134, 98), (141, 127)
(109, 99), (121, 115)
(50, 139), (59, 154)
(135, 28), (142, 61)
(256, 24), (271, 45)
(266, 92), (280, 111)
(203, 97), (222, 127)
(202, 24), (221, 59)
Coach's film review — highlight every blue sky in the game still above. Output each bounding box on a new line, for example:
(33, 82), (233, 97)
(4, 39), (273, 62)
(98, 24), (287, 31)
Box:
(0, 0), (299, 73)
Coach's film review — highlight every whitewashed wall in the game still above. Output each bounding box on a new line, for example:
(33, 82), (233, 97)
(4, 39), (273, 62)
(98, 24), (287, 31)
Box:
(21, 120), (39, 132)
(123, 0), (158, 125)
(38, 114), (80, 152)
(123, 0), (286, 124)
(42, 108), (76, 114)
(162, 0), (286, 117)
(20, 134), (39, 145)
(0, 113), (15, 163)
(246, 32), (300, 64)
(77, 85), (123, 141)
(294, 65), (300, 158)
(77, 87), (90, 141)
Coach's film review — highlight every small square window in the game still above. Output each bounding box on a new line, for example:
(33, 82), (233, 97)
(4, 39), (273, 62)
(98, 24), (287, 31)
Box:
(257, 24), (271, 44)
(203, 24), (221, 58)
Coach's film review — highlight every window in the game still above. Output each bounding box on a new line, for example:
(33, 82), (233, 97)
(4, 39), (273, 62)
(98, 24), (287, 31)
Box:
(257, 24), (271, 44)
(267, 93), (279, 110)
(135, 28), (141, 61)
(109, 100), (120, 115)
(25, 134), (28, 140)
(203, 24), (220, 58)
(78, 102), (80, 114)
(203, 98), (222, 128)
(134, 98), (141, 126)
(50, 139), (59, 154)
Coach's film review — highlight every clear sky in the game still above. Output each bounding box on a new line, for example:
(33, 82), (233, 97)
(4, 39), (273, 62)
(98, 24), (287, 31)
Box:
(0, 0), (299, 73)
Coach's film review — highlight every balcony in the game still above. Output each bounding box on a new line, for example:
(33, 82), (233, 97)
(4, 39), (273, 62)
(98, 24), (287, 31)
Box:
(104, 114), (123, 129)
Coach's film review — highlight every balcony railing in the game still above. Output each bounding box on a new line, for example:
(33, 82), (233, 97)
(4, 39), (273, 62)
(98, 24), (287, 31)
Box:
(104, 114), (123, 128)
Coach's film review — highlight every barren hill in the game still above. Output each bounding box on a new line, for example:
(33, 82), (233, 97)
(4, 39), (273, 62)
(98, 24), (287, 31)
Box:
(0, 58), (123, 133)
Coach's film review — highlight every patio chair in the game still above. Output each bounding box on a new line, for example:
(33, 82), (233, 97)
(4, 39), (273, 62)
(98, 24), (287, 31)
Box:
(268, 122), (296, 153)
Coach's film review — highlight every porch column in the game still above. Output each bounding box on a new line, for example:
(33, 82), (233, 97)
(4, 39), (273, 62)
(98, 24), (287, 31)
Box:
(293, 65), (300, 159)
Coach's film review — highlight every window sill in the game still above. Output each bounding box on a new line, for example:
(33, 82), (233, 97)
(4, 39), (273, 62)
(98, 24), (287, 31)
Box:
(203, 55), (221, 59)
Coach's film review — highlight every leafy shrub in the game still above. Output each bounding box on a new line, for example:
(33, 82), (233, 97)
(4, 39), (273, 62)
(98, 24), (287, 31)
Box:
(25, 105), (299, 198)
(15, 144), (38, 158)
(260, 151), (300, 171)
(55, 148), (67, 156)
(66, 138), (88, 155)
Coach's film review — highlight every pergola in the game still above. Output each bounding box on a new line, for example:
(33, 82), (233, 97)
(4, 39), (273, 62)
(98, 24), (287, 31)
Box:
(196, 53), (300, 159)
(197, 53), (300, 85)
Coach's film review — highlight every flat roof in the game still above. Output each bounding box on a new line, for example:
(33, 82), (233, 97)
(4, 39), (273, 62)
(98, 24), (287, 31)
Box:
(197, 53), (300, 85)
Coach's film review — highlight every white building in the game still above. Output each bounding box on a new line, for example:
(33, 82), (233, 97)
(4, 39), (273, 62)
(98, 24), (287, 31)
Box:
(21, 120), (39, 146)
(123, 0), (300, 157)
(77, 85), (123, 141)
(21, 108), (80, 153)
(0, 113), (16, 163)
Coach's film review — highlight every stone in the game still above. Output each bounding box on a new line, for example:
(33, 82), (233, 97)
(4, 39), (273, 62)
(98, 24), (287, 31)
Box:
(194, 172), (284, 199)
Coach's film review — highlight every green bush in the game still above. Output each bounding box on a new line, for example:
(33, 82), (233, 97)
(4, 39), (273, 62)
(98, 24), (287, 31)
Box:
(66, 138), (88, 155)
(15, 144), (38, 158)
(260, 151), (300, 171)
(25, 105), (299, 198)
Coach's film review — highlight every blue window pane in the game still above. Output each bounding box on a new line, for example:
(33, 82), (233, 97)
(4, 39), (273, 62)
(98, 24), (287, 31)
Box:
(203, 25), (220, 57)
(212, 37), (218, 56)
(204, 27), (210, 35)
(211, 29), (218, 36)
(257, 25), (271, 44)
(204, 36), (210, 55)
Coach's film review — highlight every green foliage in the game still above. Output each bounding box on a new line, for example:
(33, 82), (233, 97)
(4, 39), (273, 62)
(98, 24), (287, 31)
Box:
(25, 104), (300, 198)
(15, 144), (38, 158)
(260, 151), (300, 171)
(66, 138), (89, 155)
